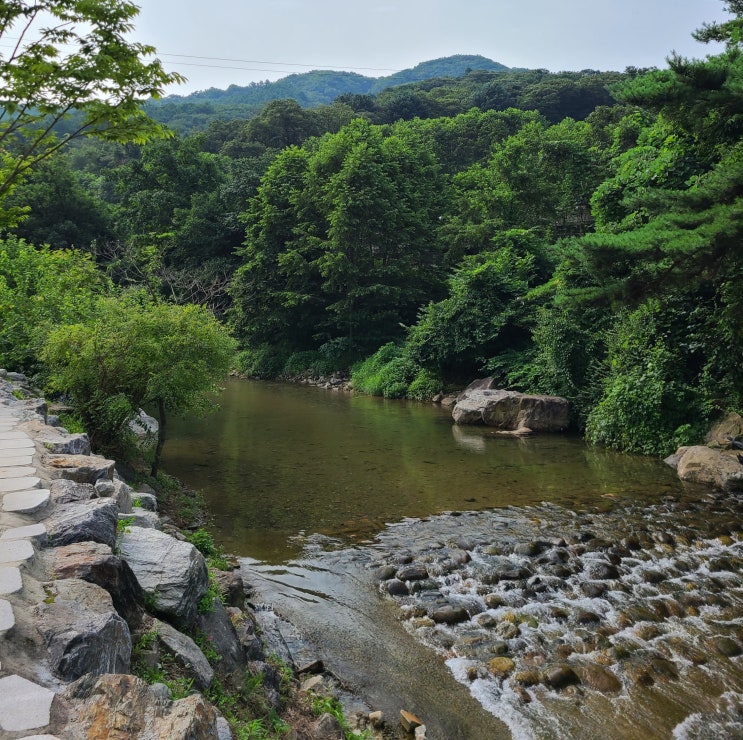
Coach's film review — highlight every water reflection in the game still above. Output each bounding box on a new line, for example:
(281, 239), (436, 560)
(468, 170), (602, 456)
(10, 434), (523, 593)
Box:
(162, 379), (682, 562)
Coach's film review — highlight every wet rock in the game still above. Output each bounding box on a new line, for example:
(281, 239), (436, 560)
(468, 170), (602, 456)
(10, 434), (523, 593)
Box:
(431, 605), (469, 624)
(376, 564), (397, 581)
(37, 578), (131, 680)
(488, 656), (515, 678)
(514, 541), (544, 556)
(400, 709), (423, 733)
(542, 665), (580, 690)
(154, 618), (214, 690)
(45, 498), (119, 549)
(50, 541), (145, 628)
(514, 669), (540, 686)
(581, 582), (608, 598)
(584, 561), (619, 580)
(575, 663), (622, 694)
(386, 578), (409, 596)
(118, 527), (209, 628)
(397, 564), (429, 581)
(708, 636), (742, 657)
(575, 610), (601, 624)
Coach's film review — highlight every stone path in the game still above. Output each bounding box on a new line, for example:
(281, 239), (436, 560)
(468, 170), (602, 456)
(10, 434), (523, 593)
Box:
(0, 399), (58, 738)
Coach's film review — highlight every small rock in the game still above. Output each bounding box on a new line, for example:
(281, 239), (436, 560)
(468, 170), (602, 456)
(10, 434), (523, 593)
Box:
(488, 657), (515, 678)
(400, 710), (423, 733)
(542, 665), (580, 690)
(431, 605), (469, 624)
(386, 578), (409, 596)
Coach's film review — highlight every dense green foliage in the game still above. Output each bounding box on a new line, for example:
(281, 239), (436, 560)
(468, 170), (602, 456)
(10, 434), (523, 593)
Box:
(0, 0), (182, 224)
(1, 3), (741, 459)
(42, 292), (235, 472)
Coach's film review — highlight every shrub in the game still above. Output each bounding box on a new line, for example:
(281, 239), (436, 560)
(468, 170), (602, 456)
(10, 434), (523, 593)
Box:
(406, 367), (442, 401)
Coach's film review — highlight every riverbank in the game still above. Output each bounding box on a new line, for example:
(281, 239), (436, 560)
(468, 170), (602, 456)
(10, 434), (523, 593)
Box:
(0, 372), (391, 739)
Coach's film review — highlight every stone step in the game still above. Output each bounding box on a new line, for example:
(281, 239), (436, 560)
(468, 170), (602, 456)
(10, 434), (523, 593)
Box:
(0, 466), (37, 479)
(0, 538), (35, 565)
(0, 454), (34, 467)
(0, 597), (14, 632)
(0, 565), (22, 595)
(0, 476), (41, 492)
(0, 431), (30, 440)
(0, 450), (34, 468)
(1, 523), (48, 547)
(0, 437), (34, 450)
(2, 489), (50, 515)
(0, 674), (55, 733)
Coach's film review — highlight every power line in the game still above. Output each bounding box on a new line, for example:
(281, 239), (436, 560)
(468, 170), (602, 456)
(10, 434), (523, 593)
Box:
(156, 52), (401, 74)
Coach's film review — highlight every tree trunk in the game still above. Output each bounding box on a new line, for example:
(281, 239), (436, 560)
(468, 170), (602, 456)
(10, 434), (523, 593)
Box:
(151, 398), (166, 477)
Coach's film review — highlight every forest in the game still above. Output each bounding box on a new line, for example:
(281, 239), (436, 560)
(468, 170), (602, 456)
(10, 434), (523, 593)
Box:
(1, 1), (742, 460)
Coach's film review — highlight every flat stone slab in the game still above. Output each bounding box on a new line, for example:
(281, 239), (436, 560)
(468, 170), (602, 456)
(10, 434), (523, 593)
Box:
(0, 565), (22, 595)
(0, 431), (29, 440)
(0, 454), (34, 467)
(2, 488), (50, 514)
(0, 475), (41, 492)
(0, 598), (14, 632)
(1, 522), (48, 546)
(0, 674), (55, 732)
(0, 538), (34, 564)
(0, 466), (36, 479)
(0, 437), (35, 449)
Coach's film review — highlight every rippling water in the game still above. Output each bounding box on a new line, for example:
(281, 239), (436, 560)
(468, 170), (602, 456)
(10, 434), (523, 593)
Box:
(163, 380), (742, 738)
(163, 379), (681, 562)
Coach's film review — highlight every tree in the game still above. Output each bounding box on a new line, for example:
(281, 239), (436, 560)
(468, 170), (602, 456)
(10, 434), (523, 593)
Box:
(0, 236), (107, 373)
(42, 292), (236, 475)
(0, 0), (183, 223)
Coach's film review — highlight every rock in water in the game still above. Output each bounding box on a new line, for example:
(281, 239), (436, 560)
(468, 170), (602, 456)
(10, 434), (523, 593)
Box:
(452, 386), (569, 431)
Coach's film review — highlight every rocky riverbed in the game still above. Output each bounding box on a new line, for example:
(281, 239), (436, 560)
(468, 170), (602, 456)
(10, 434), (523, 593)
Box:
(360, 492), (743, 739)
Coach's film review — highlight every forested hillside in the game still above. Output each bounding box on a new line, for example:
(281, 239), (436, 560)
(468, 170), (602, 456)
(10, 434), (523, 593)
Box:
(2, 2), (742, 460)
(144, 59), (622, 133)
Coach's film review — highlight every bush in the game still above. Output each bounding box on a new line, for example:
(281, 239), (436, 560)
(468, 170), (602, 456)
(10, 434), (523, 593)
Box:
(585, 303), (706, 455)
(235, 346), (287, 379)
(406, 367), (442, 400)
(350, 343), (403, 395)
(282, 350), (335, 377)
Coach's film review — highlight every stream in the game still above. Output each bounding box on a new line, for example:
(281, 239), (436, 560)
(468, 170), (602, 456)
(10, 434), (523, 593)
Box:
(163, 380), (743, 738)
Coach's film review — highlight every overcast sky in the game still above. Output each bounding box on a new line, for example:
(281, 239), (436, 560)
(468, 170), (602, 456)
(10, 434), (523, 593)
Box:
(134, 0), (730, 95)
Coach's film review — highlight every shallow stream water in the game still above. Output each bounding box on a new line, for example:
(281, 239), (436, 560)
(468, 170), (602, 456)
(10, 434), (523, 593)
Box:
(163, 380), (742, 738)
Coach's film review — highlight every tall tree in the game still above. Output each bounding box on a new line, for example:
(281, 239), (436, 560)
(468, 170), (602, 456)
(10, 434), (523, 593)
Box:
(0, 0), (182, 224)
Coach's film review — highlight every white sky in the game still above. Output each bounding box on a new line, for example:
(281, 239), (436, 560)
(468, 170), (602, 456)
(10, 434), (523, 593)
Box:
(134, 0), (731, 95)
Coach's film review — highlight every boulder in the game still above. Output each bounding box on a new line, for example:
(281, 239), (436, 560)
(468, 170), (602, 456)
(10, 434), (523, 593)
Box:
(44, 453), (115, 483)
(452, 388), (569, 431)
(153, 619), (214, 690)
(212, 569), (246, 608)
(196, 600), (248, 681)
(36, 579), (131, 680)
(674, 446), (743, 491)
(45, 498), (119, 549)
(120, 508), (162, 530)
(227, 607), (265, 661)
(705, 412), (743, 446)
(50, 478), (96, 504)
(37, 430), (91, 456)
(64, 673), (219, 738)
(50, 542), (145, 628)
(118, 527), (209, 628)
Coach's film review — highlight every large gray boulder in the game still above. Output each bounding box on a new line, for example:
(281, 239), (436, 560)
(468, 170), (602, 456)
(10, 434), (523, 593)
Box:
(36, 579), (131, 680)
(196, 599), (248, 682)
(118, 527), (209, 628)
(50, 541), (145, 628)
(154, 619), (214, 690)
(46, 498), (119, 549)
(453, 386), (569, 432)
